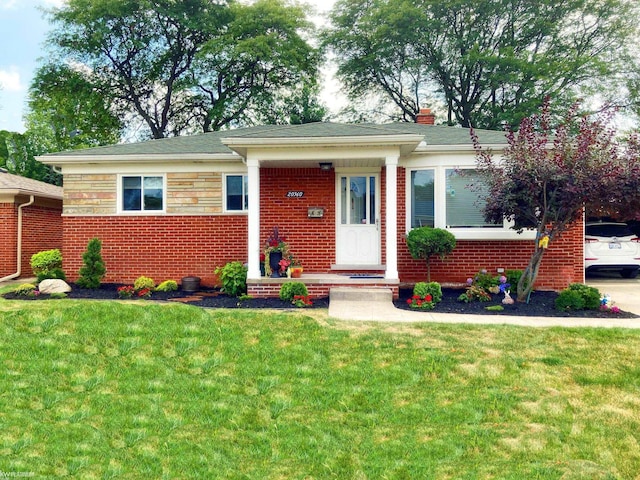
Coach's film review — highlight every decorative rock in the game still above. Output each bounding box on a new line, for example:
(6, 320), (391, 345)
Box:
(38, 279), (72, 294)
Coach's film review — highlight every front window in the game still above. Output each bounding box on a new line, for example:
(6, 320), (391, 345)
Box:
(445, 169), (499, 228)
(411, 170), (434, 228)
(122, 175), (164, 212)
(225, 174), (248, 211)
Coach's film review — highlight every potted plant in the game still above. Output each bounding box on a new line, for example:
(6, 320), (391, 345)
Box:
(289, 256), (303, 278)
(264, 227), (289, 277)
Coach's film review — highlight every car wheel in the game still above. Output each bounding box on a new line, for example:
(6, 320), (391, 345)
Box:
(621, 269), (639, 279)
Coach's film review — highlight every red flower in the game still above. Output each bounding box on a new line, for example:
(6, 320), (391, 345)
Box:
(425, 294), (432, 302)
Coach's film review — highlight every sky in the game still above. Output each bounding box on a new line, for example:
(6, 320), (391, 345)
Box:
(0, 0), (339, 134)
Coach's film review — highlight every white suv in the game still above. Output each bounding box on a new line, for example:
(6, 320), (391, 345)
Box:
(585, 222), (640, 278)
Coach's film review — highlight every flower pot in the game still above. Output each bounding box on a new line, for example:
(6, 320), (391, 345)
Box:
(269, 251), (283, 278)
(291, 267), (303, 278)
(181, 276), (201, 292)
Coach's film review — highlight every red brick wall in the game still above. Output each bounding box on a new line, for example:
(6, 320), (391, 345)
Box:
(21, 204), (63, 277)
(60, 166), (584, 292)
(0, 201), (63, 279)
(260, 168), (336, 271)
(0, 203), (18, 278)
(396, 167), (584, 290)
(62, 215), (247, 286)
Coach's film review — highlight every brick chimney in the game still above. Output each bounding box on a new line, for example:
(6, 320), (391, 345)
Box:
(416, 108), (435, 125)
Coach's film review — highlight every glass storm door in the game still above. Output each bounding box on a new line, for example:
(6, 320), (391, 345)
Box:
(336, 174), (380, 265)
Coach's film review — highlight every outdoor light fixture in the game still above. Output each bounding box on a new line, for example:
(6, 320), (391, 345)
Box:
(319, 162), (333, 171)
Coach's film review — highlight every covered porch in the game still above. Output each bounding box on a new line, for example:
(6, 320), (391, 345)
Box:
(220, 125), (424, 298)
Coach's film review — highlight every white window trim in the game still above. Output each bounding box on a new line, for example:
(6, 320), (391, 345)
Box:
(223, 173), (249, 213)
(117, 174), (167, 215)
(405, 166), (535, 240)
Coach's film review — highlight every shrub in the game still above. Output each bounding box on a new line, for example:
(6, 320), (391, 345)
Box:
(292, 295), (313, 307)
(37, 267), (66, 283)
(156, 280), (178, 292)
(14, 283), (37, 296)
(506, 270), (523, 289)
(134, 276), (155, 291)
(279, 282), (308, 302)
(76, 238), (106, 289)
(117, 286), (135, 299)
(49, 292), (67, 299)
(555, 289), (585, 311)
(458, 285), (491, 303)
(31, 249), (64, 281)
(413, 282), (443, 304)
(405, 227), (456, 281)
(567, 283), (601, 310)
(215, 261), (248, 297)
(472, 270), (498, 290)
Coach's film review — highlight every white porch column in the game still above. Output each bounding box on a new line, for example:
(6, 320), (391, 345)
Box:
(246, 158), (261, 280)
(385, 155), (399, 280)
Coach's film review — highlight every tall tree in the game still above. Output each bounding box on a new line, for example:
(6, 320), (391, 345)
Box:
(0, 131), (61, 185)
(25, 63), (122, 153)
(473, 101), (640, 302)
(45, 0), (320, 139)
(323, 0), (639, 129)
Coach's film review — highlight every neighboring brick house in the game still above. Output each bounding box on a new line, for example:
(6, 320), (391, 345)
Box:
(0, 169), (63, 281)
(38, 113), (584, 297)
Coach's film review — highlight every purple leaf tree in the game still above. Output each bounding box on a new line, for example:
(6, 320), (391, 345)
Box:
(472, 100), (640, 302)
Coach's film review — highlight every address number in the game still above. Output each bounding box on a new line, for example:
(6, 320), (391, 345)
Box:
(286, 191), (304, 198)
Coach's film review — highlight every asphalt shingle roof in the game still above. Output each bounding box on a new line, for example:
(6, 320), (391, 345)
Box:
(39, 122), (508, 158)
(0, 170), (63, 199)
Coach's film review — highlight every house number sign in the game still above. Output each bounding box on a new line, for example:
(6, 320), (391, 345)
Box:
(286, 191), (304, 198)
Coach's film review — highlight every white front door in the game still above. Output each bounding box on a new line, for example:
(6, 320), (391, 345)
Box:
(336, 174), (381, 265)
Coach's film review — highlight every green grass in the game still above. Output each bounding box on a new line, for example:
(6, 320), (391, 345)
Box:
(1, 296), (640, 479)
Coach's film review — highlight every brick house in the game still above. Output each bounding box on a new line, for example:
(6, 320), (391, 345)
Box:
(0, 169), (63, 281)
(38, 114), (584, 297)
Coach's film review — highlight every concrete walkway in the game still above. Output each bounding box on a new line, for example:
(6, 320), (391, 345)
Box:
(328, 284), (640, 328)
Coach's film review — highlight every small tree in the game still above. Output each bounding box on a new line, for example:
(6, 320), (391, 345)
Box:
(473, 100), (640, 302)
(76, 238), (106, 289)
(405, 227), (456, 281)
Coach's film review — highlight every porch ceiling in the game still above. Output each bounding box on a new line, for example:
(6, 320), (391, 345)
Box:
(257, 157), (387, 169)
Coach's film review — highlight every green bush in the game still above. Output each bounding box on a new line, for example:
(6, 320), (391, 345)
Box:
(215, 261), (248, 297)
(506, 270), (523, 289)
(76, 238), (106, 289)
(49, 292), (68, 299)
(134, 276), (155, 291)
(567, 283), (601, 310)
(14, 283), (37, 296)
(405, 227), (456, 281)
(413, 282), (443, 304)
(156, 280), (178, 292)
(555, 289), (585, 311)
(31, 249), (63, 280)
(279, 282), (308, 302)
(472, 270), (498, 290)
(458, 285), (491, 303)
(37, 267), (67, 283)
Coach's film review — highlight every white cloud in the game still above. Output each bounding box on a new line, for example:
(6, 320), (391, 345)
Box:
(0, 67), (24, 92)
(0, 0), (18, 10)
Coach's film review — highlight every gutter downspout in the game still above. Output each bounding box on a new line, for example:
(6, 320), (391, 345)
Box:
(0, 195), (35, 283)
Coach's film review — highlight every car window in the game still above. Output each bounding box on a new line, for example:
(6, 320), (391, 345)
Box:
(586, 224), (634, 238)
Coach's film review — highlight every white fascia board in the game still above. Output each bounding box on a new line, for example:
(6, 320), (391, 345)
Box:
(36, 153), (241, 166)
(414, 143), (506, 154)
(0, 188), (62, 201)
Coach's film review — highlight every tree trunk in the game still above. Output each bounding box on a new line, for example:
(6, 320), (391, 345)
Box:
(516, 247), (546, 302)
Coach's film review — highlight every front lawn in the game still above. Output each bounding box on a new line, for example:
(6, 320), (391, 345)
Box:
(1, 298), (639, 478)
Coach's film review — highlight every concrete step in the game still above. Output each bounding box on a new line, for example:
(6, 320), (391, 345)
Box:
(329, 287), (393, 302)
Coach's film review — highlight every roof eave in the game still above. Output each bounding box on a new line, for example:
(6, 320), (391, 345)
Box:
(36, 153), (242, 165)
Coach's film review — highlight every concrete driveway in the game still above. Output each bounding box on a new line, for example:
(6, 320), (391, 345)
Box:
(586, 273), (640, 315)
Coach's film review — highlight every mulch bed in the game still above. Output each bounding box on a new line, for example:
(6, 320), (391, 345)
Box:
(3, 283), (330, 310)
(3, 284), (636, 318)
(394, 288), (637, 318)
